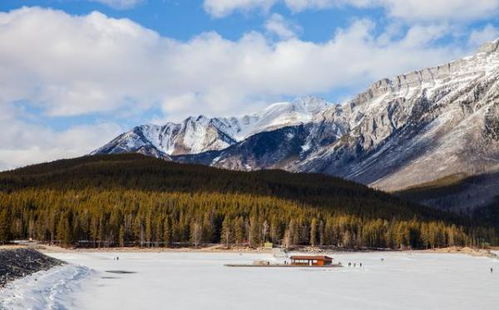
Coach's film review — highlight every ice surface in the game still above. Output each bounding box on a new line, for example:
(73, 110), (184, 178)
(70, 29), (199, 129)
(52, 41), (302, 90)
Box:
(0, 264), (91, 310)
(1, 251), (498, 310)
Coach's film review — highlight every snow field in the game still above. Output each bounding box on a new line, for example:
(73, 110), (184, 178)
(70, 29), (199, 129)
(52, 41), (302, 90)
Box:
(1, 251), (498, 310)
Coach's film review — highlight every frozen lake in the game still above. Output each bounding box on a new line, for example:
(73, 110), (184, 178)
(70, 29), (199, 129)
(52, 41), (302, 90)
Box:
(1, 251), (498, 310)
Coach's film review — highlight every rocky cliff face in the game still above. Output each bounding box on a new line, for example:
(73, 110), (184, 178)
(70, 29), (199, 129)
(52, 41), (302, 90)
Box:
(94, 39), (499, 209)
(307, 38), (499, 191)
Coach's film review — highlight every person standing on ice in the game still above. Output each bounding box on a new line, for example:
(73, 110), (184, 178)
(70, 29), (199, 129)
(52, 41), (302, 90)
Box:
(491, 267), (493, 273)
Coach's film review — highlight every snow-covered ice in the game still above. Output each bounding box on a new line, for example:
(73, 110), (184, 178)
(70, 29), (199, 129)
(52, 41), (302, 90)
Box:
(0, 264), (91, 310)
(1, 251), (498, 310)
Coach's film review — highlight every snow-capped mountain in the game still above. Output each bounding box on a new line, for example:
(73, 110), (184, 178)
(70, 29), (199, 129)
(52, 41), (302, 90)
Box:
(295, 38), (499, 190)
(92, 96), (328, 157)
(94, 38), (499, 209)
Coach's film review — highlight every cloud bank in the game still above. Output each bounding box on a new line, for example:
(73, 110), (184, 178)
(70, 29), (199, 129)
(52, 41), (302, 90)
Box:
(0, 103), (122, 170)
(0, 6), (495, 169)
(91, 0), (144, 9)
(204, 0), (499, 22)
(0, 7), (470, 119)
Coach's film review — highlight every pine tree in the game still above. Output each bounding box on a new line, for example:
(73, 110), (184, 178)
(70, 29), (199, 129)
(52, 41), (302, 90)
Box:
(269, 218), (280, 243)
(248, 216), (261, 248)
(261, 220), (269, 243)
(234, 217), (245, 245)
(310, 218), (318, 247)
(190, 221), (202, 247)
(119, 225), (125, 247)
(163, 218), (172, 247)
(221, 217), (232, 248)
(283, 219), (298, 249)
(56, 215), (72, 246)
(0, 208), (11, 243)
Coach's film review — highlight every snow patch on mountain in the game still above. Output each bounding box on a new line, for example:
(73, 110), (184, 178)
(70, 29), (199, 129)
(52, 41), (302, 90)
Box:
(92, 96), (330, 156)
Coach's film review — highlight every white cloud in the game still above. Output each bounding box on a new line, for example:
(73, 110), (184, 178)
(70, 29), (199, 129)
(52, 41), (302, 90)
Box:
(468, 24), (499, 48)
(0, 8), (162, 117)
(373, 0), (499, 22)
(203, 0), (277, 17)
(203, 0), (337, 17)
(90, 0), (144, 9)
(283, 0), (349, 11)
(0, 7), (470, 121)
(203, 0), (499, 22)
(0, 104), (122, 170)
(264, 13), (301, 39)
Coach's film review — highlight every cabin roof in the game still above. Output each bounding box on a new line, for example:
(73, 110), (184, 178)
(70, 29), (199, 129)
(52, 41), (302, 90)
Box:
(290, 255), (333, 260)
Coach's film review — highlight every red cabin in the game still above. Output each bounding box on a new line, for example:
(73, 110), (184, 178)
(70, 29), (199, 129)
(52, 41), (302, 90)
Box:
(290, 255), (333, 266)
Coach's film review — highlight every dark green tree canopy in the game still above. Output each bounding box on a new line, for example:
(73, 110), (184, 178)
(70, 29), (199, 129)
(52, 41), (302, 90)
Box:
(0, 154), (495, 248)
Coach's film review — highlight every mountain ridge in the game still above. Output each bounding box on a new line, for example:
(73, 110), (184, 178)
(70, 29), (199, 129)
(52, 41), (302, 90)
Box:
(92, 96), (329, 157)
(93, 38), (499, 212)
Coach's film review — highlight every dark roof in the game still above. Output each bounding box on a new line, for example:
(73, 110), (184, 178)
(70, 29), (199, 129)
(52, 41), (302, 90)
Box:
(290, 255), (333, 260)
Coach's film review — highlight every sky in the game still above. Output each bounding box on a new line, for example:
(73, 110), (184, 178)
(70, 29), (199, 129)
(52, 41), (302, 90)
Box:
(0, 0), (498, 170)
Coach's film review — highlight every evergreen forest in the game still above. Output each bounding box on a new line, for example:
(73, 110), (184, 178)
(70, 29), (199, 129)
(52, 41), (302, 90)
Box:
(0, 154), (496, 248)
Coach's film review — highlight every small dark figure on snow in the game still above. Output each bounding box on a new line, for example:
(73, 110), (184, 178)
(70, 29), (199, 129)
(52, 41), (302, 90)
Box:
(348, 262), (351, 267)
(360, 263), (363, 267)
(491, 267), (494, 273)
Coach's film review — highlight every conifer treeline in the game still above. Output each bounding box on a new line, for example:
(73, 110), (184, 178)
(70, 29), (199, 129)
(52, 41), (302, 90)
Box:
(0, 154), (496, 248)
(474, 198), (499, 230)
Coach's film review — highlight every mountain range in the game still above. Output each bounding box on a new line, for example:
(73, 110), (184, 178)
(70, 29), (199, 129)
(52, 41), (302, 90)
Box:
(93, 38), (499, 212)
(92, 96), (328, 159)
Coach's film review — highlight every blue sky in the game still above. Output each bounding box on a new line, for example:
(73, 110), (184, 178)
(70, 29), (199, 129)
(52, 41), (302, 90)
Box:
(0, 0), (498, 169)
(1, 1), (385, 41)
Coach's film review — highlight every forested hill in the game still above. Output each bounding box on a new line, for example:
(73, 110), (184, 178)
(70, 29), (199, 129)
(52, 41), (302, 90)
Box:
(0, 154), (496, 248)
(1, 154), (438, 219)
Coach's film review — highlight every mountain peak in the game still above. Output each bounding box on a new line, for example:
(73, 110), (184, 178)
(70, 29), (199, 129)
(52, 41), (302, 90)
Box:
(347, 38), (499, 111)
(93, 96), (331, 157)
(477, 37), (499, 54)
(256, 96), (328, 116)
(292, 96), (329, 112)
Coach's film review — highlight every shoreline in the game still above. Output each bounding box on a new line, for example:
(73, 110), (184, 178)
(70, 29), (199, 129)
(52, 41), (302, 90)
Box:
(420, 246), (498, 258)
(0, 248), (63, 288)
(2, 243), (497, 258)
